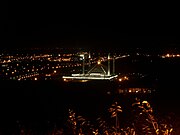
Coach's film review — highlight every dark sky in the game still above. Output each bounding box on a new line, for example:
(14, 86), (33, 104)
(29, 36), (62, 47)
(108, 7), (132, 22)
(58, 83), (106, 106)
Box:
(3, 1), (180, 50)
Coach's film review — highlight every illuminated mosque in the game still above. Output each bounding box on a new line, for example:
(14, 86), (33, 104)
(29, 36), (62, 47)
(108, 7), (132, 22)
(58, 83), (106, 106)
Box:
(62, 53), (118, 82)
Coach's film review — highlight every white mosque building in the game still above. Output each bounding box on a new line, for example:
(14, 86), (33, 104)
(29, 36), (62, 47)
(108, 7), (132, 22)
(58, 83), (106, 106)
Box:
(62, 53), (118, 81)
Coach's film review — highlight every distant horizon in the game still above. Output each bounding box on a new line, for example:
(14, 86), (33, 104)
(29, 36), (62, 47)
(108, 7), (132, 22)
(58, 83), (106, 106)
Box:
(2, 45), (180, 55)
(2, 40), (180, 50)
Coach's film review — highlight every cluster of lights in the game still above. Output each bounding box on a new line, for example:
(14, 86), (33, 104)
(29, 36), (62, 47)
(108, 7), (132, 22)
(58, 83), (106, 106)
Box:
(101, 54), (130, 62)
(17, 73), (39, 80)
(118, 76), (129, 82)
(0, 52), (96, 80)
(0, 53), (78, 64)
(0, 51), (129, 81)
(118, 88), (153, 94)
(161, 54), (180, 58)
(1, 60), (94, 80)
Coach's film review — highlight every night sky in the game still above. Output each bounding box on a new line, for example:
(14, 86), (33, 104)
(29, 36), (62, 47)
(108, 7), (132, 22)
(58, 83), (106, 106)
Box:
(3, 1), (180, 50)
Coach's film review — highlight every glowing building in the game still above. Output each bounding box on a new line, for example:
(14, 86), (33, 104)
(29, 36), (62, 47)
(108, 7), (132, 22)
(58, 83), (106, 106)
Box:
(62, 53), (118, 81)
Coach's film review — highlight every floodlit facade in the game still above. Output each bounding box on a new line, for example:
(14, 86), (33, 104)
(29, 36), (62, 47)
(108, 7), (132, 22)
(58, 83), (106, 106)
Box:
(62, 53), (118, 81)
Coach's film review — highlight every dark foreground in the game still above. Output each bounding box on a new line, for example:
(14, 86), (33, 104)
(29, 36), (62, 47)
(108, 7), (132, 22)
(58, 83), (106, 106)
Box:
(1, 55), (180, 134)
(0, 79), (180, 134)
